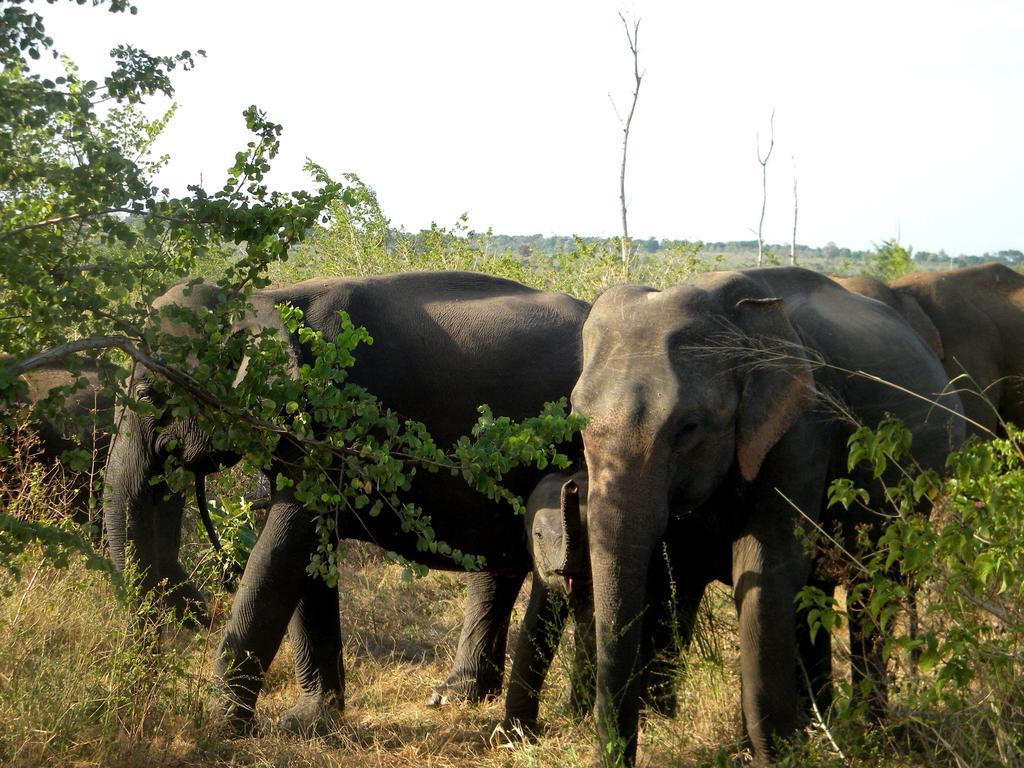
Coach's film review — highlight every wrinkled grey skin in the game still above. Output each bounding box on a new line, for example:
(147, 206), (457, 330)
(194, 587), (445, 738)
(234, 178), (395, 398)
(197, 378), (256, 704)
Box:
(574, 267), (964, 765)
(503, 470), (690, 735)
(841, 264), (1024, 438)
(103, 271), (588, 732)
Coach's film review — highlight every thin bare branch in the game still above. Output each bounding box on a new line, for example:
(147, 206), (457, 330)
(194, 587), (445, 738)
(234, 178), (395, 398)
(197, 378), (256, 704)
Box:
(774, 487), (870, 575)
(1, 208), (123, 241)
(615, 12), (643, 277)
(7, 336), (473, 473)
(791, 153), (798, 266)
(10, 336), (142, 376)
(756, 108), (775, 267)
(0, 206), (195, 242)
(798, 657), (849, 763)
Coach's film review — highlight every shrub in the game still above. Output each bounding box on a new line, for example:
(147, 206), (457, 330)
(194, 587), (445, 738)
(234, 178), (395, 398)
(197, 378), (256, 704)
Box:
(799, 420), (1024, 766)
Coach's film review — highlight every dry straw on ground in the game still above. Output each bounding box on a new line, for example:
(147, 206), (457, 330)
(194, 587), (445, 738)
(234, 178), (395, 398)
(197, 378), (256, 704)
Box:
(0, 522), (754, 768)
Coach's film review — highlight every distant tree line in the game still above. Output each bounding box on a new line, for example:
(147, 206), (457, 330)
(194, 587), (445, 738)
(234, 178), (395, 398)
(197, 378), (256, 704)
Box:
(474, 234), (1022, 269)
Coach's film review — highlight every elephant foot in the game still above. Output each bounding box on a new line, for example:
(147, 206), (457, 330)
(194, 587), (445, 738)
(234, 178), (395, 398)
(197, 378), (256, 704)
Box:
(568, 689), (595, 720)
(209, 696), (257, 736)
(489, 717), (540, 748)
(277, 693), (344, 736)
(427, 675), (500, 707)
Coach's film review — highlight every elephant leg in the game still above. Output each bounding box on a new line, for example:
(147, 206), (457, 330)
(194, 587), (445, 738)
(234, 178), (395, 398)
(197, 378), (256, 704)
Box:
(848, 588), (888, 720)
(277, 573), (344, 734)
(214, 498), (314, 730)
(642, 585), (706, 719)
(568, 587), (596, 718)
(732, 535), (802, 764)
(160, 560), (211, 629)
(431, 570), (527, 705)
(154, 498), (209, 628)
(640, 543), (708, 718)
(796, 582), (834, 718)
(503, 579), (568, 734)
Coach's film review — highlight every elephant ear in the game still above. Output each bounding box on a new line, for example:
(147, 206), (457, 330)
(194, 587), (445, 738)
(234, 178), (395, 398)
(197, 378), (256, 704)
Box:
(733, 297), (816, 482)
(895, 293), (944, 360)
(555, 477), (584, 574)
(229, 297), (303, 389)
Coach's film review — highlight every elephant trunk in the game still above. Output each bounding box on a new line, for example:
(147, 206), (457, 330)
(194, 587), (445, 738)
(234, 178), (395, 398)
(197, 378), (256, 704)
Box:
(103, 409), (207, 624)
(103, 408), (159, 585)
(586, 469), (670, 767)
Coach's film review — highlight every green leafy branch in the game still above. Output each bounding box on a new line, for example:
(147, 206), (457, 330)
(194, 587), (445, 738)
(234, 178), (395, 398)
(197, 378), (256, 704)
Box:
(798, 419), (1024, 762)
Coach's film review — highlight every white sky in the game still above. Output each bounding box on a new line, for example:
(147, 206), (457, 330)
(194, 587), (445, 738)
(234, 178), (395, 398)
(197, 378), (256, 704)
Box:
(40, 0), (1023, 254)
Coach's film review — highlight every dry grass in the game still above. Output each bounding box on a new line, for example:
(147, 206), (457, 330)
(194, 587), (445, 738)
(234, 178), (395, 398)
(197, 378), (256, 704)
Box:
(0, 531), (759, 768)
(3, 459), (997, 767)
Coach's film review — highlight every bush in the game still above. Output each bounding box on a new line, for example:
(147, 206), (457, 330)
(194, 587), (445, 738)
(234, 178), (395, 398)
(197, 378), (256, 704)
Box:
(799, 421), (1024, 766)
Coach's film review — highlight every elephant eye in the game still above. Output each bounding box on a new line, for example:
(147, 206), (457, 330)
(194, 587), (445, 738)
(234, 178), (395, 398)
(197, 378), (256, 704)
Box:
(678, 422), (700, 439)
(674, 421), (701, 449)
(154, 432), (179, 455)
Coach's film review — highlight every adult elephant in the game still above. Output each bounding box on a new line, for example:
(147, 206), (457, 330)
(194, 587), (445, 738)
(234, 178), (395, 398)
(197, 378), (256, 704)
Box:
(102, 271), (589, 731)
(832, 275), (944, 359)
(837, 264), (1024, 437)
(572, 267), (964, 765)
(893, 264), (1024, 436)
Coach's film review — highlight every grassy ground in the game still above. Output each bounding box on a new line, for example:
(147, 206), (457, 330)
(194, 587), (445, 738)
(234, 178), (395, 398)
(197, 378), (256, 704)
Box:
(0, 532), (763, 768)
(2, 462), (1018, 766)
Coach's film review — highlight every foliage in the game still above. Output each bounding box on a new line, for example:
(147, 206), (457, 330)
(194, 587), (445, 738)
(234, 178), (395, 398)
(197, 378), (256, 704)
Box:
(199, 495), (259, 578)
(0, 420), (116, 585)
(283, 174), (719, 301)
(865, 238), (915, 281)
(798, 419), (1024, 766)
(148, 296), (583, 583)
(0, 0), (346, 383)
(0, 0), (347, 578)
(0, 1), (583, 586)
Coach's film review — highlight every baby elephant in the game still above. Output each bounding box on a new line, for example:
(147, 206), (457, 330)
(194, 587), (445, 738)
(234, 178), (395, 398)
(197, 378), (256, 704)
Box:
(503, 471), (595, 734)
(503, 471), (684, 735)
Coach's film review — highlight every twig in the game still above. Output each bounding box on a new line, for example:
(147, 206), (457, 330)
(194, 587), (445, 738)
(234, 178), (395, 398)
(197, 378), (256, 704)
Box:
(0, 207), (196, 242)
(756, 109), (775, 267)
(8, 336), (487, 474)
(797, 657), (848, 763)
(956, 586), (1019, 629)
(773, 487), (870, 575)
(791, 154), (798, 266)
(907, 714), (970, 768)
(1, 209), (123, 240)
(614, 12), (644, 277)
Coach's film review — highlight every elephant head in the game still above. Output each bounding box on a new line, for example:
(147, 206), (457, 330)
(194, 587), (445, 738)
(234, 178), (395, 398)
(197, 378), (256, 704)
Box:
(524, 470), (589, 597)
(103, 281), (257, 625)
(571, 277), (815, 762)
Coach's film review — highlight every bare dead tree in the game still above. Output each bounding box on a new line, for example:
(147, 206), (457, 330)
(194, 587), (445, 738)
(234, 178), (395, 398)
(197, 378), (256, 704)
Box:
(610, 12), (644, 277)
(791, 153), (798, 265)
(756, 109), (775, 267)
